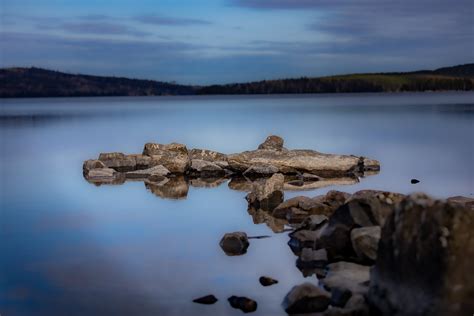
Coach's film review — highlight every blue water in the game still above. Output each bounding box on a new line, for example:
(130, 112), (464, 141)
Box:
(1, 92), (473, 316)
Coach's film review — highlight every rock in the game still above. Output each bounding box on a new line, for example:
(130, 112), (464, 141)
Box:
(128, 154), (152, 169)
(259, 276), (278, 286)
(144, 176), (188, 200)
(98, 152), (137, 172)
(247, 206), (288, 233)
(302, 173), (322, 181)
(447, 195), (474, 210)
(330, 288), (352, 308)
(228, 136), (380, 176)
(300, 248), (328, 263)
(272, 196), (314, 219)
(83, 159), (106, 173)
(282, 283), (331, 314)
(193, 294), (218, 305)
(297, 215), (329, 231)
(243, 164), (279, 175)
(189, 159), (224, 176)
(322, 262), (370, 295)
(320, 294), (369, 316)
(125, 165), (170, 179)
(228, 296), (257, 313)
(189, 148), (228, 168)
(219, 232), (249, 256)
(258, 135), (285, 151)
(246, 173), (284, 212)
(410, 178), (420, 184)
(368, 193), (474, 316)
(86, 167), (118, 181)
(143, 142), (190, 173)
(351, 226), (381, 262)
(189, 177), (227, 188)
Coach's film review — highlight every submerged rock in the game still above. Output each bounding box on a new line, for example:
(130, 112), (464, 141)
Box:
(259, 276), (278, 286)
(282, 283), (331, 314)
(368, 193), (474, 316)
(350, 226), (381, 262)
(219, 232), (249, 256)
(228, 296), (257, 313)
(193, 294), (218, 305)
(246, 173), (284, 212)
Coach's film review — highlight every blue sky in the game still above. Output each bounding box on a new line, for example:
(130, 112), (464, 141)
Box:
(1, 0), (473, 84)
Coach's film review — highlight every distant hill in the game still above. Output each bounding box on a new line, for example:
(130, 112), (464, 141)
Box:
(0, 67), (195, 98)
(1, 64), (473, 98)
(198, 64), (474, 95)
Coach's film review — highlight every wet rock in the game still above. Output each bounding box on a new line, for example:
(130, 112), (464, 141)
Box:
(125, 165), (170, 179)
(189, 159), (225, 177)
(228, 136), (380, 176)
(297, 215), (329, 231)
(258, 135), (285, 151)
(246, 173), (284, 212)
(410, 178), (420, 184)
(351, 226), (381, 262)
(193, 294), (218, 305)
(259, 276), (278, 286)
(273, 196), (314, 219)
(228, 296), (257, 313)
(98, 152), (137, 172)
(282, 283), (331, 314)
(330, 288), (352, 308)
(144, 176), (188, 200)
(322, 262), (370, 295)
(368, 193), (474, 316)
(219, 232), (249, 256)
(189, 177), (228, 188)
(143, 142), (190, 173)
(300, 248), (328, 263)
(189, 148), (228, 168)
(243, 164), (279, 176)
(83, 159), (106, 173)
(447, 195), (474, 210)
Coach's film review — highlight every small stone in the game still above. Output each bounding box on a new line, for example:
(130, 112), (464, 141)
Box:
(411, 178), (420, 184)
(259, 276), (278, 286)
(219, 232), (249, 256)
(193, 294), (218, 305)
(228, 296), (257, 313)
(258, 135), (285, 151)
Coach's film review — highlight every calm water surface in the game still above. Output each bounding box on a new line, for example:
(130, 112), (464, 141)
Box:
(1, 93), (473, 316)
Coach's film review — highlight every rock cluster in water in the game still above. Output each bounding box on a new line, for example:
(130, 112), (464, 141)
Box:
(83, 135), (380, 199)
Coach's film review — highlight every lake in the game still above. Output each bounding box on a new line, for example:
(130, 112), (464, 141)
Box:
(1, 92), (473, 316)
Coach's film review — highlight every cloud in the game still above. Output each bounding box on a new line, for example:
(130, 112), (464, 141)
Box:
(134, 14), (211, 26)
(61, 21), (151, 37)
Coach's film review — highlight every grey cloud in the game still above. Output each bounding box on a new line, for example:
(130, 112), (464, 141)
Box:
(61, 21), (151, 37)
(134, 14), (211, 26)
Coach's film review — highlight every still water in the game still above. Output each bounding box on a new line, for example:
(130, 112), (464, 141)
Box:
(1, 93), (473, 316)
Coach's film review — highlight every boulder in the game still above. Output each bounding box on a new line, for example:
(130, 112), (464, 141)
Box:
(368, 193), (474, 316)
(282, 283), (331, 314)
(228, 296), (257, 313)
(189, 159), (224, 176)
(98, 152), (137, 172)
(447, 195), (474, 210)
(83, 159), (106, 173)
(193, 294), (218, 305)
(219, 232), (249, 256)
(259, 276), (278, 287)
(351, 226), (381, 262)
(246, 173), (284, 212)
(243, 164), (279, 176)
(189, 148), (228, 168)
(330, 288), (352, 308)
(86, 167), (118, 181)
(125, 165), (170, 179)
(322, 262), (370, 296)
(143, 142), (190, 173)
(228, 136), (380, 176)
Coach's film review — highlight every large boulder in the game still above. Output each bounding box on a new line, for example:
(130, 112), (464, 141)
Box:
(143, 142), (190, 173)
(189, 159), (225, 177)
(85, 167), (125, 184)
(246, 173), (284, 212)
(368, 193), (474, 316)
(189, 148), (228, 168)
(282, 283), (331, 314)
(98, 152), (137, 172)
(219, 232), (249, 256)
(351, 226), (381, 263)
(83, 159), (106, 173)
(228, 136), (380, 176)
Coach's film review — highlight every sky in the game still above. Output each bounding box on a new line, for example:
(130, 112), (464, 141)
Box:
(1, 0), (473, 84)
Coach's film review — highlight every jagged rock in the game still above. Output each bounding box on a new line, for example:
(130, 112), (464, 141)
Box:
(228, 296), (257, 313)
(219, 232), (249, 256)
(351, 226), (381, 262)
(258, 135), (285, 151)
(144, 176), (188, 200)
(193, 294), (218, 305)
(228, 136), (380, 176)
(125, 165), (170, 179)
(282, 283), (331, 314)
(368, 193), (474, 316)
(322, 262), (370, 296)
(243, 164), (279, 175)
(189, 159), (224, 176)
(246, 173), (284, 212)
(98, 152), (137, 172)
(83, 159), (106, 173)
(447, 195), (474, 210)
(143, 142), (190, 173)
(189, 148), (228, 168)
(259, 276), (278, 286)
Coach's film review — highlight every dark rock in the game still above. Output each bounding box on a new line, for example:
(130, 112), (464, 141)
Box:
(259, 276), (278, 286)
(350, 226), (381, 262)
(98, 152), (137, 172)
(258, 135), (285, 151)
(193, 294), (218, 304)
(368, 193), (474, 316)
(330, 288), (352, 307)
(83, 159), (106, 173)
(282, 283), (331, 314)
(410, 178), (420, 184)
(246, 173), (284, 212)
(322, 262), (370, 295)
(228, 296), (257, 313)
(219, 232), (249, 256)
